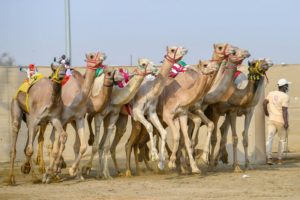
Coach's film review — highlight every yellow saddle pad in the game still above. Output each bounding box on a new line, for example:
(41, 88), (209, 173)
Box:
(14, 73), (45, 112)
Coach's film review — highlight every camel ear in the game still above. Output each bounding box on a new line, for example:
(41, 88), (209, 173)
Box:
(138, 58), (141, 63)
(166, 46), (169, 51)
(50, 63), (57, 72)
(213, 44), (216, 49)
(198, 60), (202, 65)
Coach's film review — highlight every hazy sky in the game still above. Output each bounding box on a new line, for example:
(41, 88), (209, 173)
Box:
(1, 0), (299, 66)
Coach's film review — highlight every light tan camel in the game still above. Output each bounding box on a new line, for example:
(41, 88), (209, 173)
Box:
(110, 46), (188, 174)
(188, 48), (251, 166)
(42, 52), (106, 183)
(9, 64), (67, 185)
(113, 43), (240, 175)
(81, 58), (157, 179)
(211, 59), (273, 172)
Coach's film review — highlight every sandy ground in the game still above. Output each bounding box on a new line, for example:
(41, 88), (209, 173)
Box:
(1, 154), (300, 200)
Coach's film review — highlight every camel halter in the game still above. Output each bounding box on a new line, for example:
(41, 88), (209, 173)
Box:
(248, 60), (269, 82)
(103, 70), (116, 87)
(164, 48), (182, 64)
(86, 52), (103, 70)
(210, 44), (229, 62)
(132, 62), (153, 76)
(51, 67), (63, 84)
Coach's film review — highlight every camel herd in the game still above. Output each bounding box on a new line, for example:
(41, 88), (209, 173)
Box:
(8, 44), (274, 185)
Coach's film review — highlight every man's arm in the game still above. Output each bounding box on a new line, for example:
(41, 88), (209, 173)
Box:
(263, 99), (269, 117)
(282, 107), (289, 130)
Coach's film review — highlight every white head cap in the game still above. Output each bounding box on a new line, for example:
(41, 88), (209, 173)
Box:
(277, 78), (291, 87)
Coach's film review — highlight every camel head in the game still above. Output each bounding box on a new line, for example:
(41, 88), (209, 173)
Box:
(197, 60), (219, 75)
(85, 52), (107, 70)
(212, 43), (238, 62)
(248, 58), (273, 81)
(50, 63), (67, 83)
(227, 48), (251, 65)
(128, 58), (158, 77)
(165, 46), (188, 63)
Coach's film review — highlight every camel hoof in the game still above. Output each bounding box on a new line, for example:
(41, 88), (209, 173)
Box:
(208, 164), (216, 172)
(191, 168), (201, 174)
(88, 136), (94, 146)
(60, 158), (67, 169)
(102, 171), (112, 180)
(42, 174), (51, 184)
(81, 166), (91, 175)
(69, 167), (78, 177)
(245, 164), (254, 171)
(125, 170), (132, 177)
(158, 161), (165, 170)
(168, 161), (176, 170)
(21, 162), (31, 174)
(233, 165), (243, 173)
(8, 175), (16, 185)
(150, 150), (159, 161)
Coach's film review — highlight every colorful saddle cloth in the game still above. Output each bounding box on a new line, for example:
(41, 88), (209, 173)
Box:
(14, 73), (45, 112)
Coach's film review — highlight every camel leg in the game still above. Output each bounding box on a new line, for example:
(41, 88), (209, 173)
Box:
(22, 119), (39, 175)
(133, 110), (159, 161)
(82, 113), (104, 175)
(188, 112), (202, 149)
(166, 117), (181, 170)
(138, 129), (153, 171)
(179, 115), (200, 174)
(87, 114), (95, 146)
(194, 109), (215, 165)
(36, 124), (47, 174)
(125, 120), (141, 177)
(214, 115), (230, 166)
(69, 117), (87, 177)
(243, 109), (254, 170)
(229, 112), (242, 172)
(99, 112), (120, 179)
(148, 112), (168, 170)
(133, 143), (141, 176)
(8, 100), (22, 185)
(110, 114), (128, 174)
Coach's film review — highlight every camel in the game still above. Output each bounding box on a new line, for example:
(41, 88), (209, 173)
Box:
(8, 64), (67, 185)
(42, 52), (107, 183)
(133, 45), (251, 174)
(187, 48), (251, 167)
(113, 43), (241, 175)
(211, 59), (273, 172)
(81, 58), (158, 179)
(108, 46), (188, 174)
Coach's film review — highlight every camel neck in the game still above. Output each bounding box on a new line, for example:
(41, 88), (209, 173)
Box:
(111, 73), (145, 105)
(204, 59), (238, 104)
(88, 74), (113, 113)
(82, 69), (96, 99)
(181, 73), (210, 107)
(150, 59), (174, 97)
(50, 80), (62, 107)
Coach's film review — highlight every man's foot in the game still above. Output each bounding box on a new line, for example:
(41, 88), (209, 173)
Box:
(267, 158), (273, 165)
(277, 159), (283, 165)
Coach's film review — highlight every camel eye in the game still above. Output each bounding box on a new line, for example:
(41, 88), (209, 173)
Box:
(90, 55), (94, 59)
(218, 46), (223, 51)
(171, 49), (175, 53)
(142, 63), (146, 67)
(203, 64), (207, 68)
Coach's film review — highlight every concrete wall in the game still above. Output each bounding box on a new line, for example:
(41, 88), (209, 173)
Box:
(0, 65), (299, 164)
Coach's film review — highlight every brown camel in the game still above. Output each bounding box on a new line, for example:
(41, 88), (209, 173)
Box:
(211, 59), (273, 172)
(108, 46), (188, 175)
(9, 64), (67, 185)
(81, 58), (158, 179)
(42, 52), (107, 183)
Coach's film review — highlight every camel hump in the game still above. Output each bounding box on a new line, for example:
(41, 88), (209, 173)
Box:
(91, 73), (105, 97)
